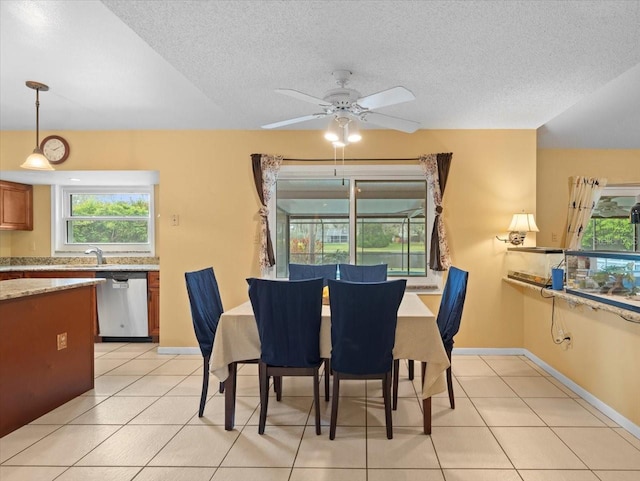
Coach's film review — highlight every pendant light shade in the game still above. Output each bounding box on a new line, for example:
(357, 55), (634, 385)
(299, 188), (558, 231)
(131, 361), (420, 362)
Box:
(21, 81), (54, 171)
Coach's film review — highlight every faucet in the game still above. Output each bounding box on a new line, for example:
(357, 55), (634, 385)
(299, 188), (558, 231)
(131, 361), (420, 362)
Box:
(85, 246), (104, 265)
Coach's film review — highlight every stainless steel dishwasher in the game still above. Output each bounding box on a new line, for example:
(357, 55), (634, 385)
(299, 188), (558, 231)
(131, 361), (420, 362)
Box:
(96, 271), (150, 341)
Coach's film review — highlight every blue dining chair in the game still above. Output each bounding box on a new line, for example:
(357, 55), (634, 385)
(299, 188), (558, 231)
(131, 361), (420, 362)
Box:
(394, 266), (468, 410)
(247, 277), (324, 435)
(288, 262), (337, 400)
(289, 263), (337, 286)
(184, 267), (226, 417)
(328, 279), (406, 439)
(338, 263), (387, 282)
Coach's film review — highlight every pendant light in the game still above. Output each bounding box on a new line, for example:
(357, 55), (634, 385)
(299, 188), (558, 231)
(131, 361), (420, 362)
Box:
(20, 81), (54, 171)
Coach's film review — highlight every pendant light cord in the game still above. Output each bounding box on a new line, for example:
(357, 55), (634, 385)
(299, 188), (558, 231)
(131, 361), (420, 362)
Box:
(35, 88), (40, 149)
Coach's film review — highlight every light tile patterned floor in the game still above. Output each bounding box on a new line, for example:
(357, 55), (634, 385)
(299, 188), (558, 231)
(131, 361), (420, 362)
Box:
(1, 343), (639, 481)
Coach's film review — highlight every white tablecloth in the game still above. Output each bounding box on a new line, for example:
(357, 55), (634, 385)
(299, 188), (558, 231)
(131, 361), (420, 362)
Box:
(210, 292), (449, 399)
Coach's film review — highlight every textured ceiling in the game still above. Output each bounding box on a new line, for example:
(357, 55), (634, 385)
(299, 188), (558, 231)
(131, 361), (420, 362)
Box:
(1, 0), (639, 148)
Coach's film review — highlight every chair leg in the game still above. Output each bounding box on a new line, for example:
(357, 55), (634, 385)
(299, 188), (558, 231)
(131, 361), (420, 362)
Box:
(219, 381), (225, 394)
(408, 359), (414, 380)
(329, 372), (340, 440)
(274, 376), (282, 402)
(446, 349), (455, 409)
(199, 355), (210, 417)
(383, 372), (393, 439)
(258, 362), (269, 434)
(324, 358), (331, 402)
(392, 359), (399, 411)
(313, 369), (321, 435)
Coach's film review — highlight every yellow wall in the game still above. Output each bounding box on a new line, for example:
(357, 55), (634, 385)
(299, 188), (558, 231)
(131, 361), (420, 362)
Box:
(0, 128), (536, 350)
(536, 149), (640, 248)
(518, 285), (640, 425)
(533, 148), (640, 426)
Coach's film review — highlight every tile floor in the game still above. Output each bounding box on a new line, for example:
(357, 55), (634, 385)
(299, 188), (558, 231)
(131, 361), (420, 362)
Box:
(1, 343), (639, 481)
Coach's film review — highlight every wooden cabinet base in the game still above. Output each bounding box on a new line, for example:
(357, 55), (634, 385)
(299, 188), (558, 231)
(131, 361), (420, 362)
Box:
(0, 286), (95, 437)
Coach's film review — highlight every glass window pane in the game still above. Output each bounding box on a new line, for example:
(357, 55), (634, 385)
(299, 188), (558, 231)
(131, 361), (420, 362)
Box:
(355, 180), (427, 277)
(582, 195), (638, 252)
(276, 179), (350, 277)
(70, 193), (150, 217)
(67, 220), (149, 244)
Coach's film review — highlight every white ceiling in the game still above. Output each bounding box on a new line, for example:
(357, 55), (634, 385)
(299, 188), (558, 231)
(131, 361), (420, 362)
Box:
(1, 0), (639, 148)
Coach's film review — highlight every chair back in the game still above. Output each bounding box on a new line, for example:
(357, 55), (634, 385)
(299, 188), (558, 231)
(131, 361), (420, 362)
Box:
(437, 266), (469, 351)
(247, 278), (324, 367)
(328, 279), (406, 375)
(338, 263), (387, 282)
(185, 267), (224, 358)
(289, 263), (337, 286)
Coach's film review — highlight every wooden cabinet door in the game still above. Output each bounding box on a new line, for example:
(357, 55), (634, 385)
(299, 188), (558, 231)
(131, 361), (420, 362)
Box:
(22, 271), (99, 338)
(0, 180), (33, 231)
(0, 272), (24, 281)
(148, 271), (160, 342)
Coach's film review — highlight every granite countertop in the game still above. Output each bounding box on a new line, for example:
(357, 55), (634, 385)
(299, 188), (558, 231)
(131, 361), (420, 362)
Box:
(0, 278), (106, 301)
(504, 277), (640, 323)
(0, 264), (159, 272)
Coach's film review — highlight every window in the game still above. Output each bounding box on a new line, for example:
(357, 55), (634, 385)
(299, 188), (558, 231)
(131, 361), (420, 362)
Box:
(52, 185), (155, 256)
(581, 186), (640, 253)
(271, 165), (441, 289)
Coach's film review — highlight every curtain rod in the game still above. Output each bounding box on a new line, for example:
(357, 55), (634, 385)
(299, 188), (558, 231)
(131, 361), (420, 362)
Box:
(282, 157), (422, 162)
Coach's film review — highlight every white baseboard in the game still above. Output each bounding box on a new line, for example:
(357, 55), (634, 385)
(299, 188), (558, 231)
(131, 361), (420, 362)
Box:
(452, 347), (640, 440)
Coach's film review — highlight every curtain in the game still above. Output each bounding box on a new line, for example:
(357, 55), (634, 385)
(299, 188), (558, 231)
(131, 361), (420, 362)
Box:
(564, 176), (607, 250)
(419, 153), (453, 271)
(251, 153), (283, 269)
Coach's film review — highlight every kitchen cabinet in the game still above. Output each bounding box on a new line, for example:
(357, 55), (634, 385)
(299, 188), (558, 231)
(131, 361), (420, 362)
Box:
(0, 272), (23, 281)
(0, 279), (97, 436)
(148, 271), (160, 342)
(0, 180), (33, 231)
(22, 271), (99, 338)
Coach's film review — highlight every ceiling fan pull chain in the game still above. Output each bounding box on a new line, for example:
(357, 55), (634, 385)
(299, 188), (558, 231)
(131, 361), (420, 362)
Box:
(334, 144), (337, 177)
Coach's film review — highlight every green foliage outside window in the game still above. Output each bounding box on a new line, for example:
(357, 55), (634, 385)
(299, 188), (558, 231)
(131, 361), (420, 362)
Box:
(581, 218), (635, 251)
(68, 195), (149, 244)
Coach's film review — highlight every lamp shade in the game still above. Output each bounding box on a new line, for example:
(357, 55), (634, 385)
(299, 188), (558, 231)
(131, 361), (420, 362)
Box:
(20, 149), (54, 171)
(508, 213), (539, 232)
(631, 195), (640, 224)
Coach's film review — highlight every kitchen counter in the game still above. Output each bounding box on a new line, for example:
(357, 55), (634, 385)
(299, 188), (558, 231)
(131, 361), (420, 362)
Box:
(1, 277), (100, 436)
(0, 277), (105, 301)
(0, 264), (159, 272)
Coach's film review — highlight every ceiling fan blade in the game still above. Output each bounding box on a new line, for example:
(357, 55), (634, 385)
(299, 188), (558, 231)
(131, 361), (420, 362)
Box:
(275, 89), (330, 106)
(357, 86), (415, 110)
(361, 111), (420, 133)
(261, 113), (327, 129)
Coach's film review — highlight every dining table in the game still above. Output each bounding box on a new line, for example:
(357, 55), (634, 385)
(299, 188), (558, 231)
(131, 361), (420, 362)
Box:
(210, 292), (449, 434)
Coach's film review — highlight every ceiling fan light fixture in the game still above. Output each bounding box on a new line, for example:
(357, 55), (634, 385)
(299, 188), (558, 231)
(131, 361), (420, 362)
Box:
(324, 117), (341, 142)
(22, 80), (54, 171)
(347, 118), (362, 143)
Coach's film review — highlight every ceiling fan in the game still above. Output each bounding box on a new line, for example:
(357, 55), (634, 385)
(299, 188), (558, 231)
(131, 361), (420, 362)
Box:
(261, 70), (420, 134)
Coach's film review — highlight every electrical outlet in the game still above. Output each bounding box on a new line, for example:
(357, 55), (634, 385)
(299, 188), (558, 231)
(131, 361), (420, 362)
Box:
(57, 332), (67, 350)
(551, 232), (558, 242)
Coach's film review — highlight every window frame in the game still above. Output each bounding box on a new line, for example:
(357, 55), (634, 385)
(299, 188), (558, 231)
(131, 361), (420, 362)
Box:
(51, 184), (155, 257)
(582, 184), (640, 253)
(267, 164), (443, 291)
